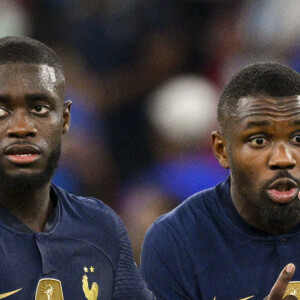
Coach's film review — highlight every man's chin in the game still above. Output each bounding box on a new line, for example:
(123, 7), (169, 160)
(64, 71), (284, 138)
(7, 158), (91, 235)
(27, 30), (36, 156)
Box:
(0, 172), (53, 193)
(0, 145), (61, 194)
(258, 195), (300, 228)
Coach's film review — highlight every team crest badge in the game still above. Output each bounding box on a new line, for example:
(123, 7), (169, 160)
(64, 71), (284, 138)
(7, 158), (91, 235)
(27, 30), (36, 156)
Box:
(35, 278), (64, 300)
(82, 266), (99, 300)
(283, 281), (300, 298)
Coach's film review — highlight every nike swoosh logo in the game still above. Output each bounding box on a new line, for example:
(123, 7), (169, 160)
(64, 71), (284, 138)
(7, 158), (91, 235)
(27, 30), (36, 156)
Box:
(0, 288), (22, 299)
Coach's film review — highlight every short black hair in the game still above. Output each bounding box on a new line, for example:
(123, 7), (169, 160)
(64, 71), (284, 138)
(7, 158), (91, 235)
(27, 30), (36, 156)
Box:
(218, 62), (300, 133)
(0, 36), (64, 82)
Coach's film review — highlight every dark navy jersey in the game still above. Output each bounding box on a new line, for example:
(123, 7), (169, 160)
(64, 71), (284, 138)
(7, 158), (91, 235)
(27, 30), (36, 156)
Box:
(0, 184), (153, 299)
(141, 177), (300, 300)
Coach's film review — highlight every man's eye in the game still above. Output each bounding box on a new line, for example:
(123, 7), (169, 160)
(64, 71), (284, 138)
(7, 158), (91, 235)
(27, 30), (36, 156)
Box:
(0, 107), (9, 118)
(31, 105), (51, 115)
(292, 135), (300, 144)
(249, 137), (268, 147)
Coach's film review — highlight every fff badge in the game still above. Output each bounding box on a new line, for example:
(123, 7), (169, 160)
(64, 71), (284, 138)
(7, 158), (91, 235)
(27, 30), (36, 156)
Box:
(35, 278), (64, 300)
(283, 281), (300, 299)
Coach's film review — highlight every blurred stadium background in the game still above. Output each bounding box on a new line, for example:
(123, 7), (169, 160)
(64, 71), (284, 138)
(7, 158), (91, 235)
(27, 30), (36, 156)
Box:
(5, 0), (300, 263)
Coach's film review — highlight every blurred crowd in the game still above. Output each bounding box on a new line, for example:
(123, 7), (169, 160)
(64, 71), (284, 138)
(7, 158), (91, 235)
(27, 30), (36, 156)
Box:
(3, 0), (300, 262)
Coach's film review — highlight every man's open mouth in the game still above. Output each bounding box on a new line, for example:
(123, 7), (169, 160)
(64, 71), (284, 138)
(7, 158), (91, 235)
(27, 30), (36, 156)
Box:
(267, 178), (299, 204)
(4, 145), (41, 164)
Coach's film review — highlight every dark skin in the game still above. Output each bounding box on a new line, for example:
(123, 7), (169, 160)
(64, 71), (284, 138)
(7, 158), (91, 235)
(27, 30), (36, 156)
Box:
(0, 62), (71, 232)
(212, 96), (300, 299)
(264, 263), (296, 300)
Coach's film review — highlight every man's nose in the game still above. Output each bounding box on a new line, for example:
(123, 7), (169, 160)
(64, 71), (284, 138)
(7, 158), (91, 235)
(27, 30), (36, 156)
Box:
(7, 111), (37, 138)
(268, 143), (296, 170)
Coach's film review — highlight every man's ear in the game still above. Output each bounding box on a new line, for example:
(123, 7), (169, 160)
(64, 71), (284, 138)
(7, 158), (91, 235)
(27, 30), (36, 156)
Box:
(62, 100), (72, 134)
(211, 131), (230, 169)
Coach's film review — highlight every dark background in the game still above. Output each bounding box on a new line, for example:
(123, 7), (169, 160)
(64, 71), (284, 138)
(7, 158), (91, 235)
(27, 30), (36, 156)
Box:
(3, 0), (300, 262)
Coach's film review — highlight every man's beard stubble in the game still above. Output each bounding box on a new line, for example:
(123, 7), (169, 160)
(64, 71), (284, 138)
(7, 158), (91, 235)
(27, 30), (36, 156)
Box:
(257, 188), (300, 229)
(232, 169), (300, 231)
(0, 143), (61, 194)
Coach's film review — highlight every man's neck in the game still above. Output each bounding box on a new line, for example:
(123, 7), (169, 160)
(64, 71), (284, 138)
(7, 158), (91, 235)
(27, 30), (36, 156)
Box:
(0, 183), (54, 232)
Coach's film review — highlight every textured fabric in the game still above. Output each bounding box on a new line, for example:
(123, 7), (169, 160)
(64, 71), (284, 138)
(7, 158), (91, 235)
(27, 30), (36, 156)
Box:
(141, 178), (300, 299)
(0, 185), (153, 299)
(113, 209), (152, 299)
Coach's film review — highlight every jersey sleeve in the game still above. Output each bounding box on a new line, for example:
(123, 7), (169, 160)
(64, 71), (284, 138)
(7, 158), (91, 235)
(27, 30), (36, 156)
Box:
(141, 221), (200, 300)
(112, 212), (155, 299)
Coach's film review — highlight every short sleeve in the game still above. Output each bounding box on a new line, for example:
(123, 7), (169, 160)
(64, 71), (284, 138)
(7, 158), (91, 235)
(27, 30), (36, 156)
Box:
(112, 213), (155, 299)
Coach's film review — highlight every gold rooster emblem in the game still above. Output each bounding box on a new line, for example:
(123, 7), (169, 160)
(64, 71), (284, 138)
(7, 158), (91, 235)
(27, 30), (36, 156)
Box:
(82, 275), (98, 300)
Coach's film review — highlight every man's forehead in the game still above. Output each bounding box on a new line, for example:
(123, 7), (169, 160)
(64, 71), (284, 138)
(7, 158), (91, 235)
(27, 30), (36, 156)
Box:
(0, 62), (56, 80)
(0, 62), (61, 96)
(235, 96), (300, 120)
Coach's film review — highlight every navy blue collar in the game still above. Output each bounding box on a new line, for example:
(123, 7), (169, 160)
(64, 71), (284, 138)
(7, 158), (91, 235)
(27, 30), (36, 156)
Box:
(0, 185), (59, 233)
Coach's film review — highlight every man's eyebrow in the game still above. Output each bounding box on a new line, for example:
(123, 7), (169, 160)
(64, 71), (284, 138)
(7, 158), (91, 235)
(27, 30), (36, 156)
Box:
(25, 93), (53, 101)
(0, 94), (11, 102)
(25, 93), (56, 102)
(244, 120), (271, 129)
